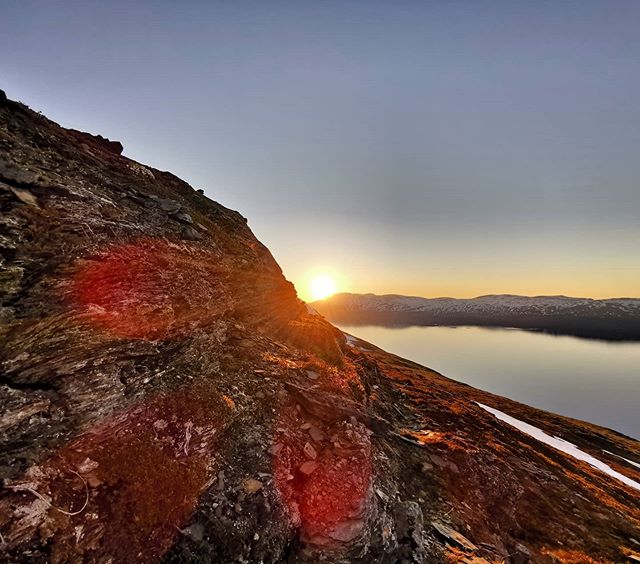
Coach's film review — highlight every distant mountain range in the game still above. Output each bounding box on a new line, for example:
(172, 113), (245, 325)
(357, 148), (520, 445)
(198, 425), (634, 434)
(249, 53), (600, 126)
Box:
(312, 293), (640, 340)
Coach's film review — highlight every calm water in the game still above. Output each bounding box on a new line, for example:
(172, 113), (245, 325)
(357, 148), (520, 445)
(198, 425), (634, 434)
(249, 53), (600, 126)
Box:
(337, 324), (640, 439)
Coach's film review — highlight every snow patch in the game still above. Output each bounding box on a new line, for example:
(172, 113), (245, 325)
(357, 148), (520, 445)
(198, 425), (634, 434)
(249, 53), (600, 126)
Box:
(342, 332), (369, 351)
(603, 450), (640, 470)
(477, 403), (640, 491)
(343, 333), (358, 347)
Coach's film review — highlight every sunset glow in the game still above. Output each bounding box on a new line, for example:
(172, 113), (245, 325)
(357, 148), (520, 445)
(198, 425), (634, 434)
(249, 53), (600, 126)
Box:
(309, 275), (337, 301)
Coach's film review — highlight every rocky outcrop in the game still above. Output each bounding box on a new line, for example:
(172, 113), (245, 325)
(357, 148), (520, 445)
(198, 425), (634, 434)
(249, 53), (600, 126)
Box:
(67, 129), (124, 155)
(1, 91), (639, 563)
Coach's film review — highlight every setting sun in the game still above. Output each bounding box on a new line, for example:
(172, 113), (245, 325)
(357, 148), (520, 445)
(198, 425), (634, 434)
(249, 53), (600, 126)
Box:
(309, 275), (337, 301)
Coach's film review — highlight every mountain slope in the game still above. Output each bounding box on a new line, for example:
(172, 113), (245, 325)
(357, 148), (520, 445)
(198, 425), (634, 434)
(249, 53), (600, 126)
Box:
(1, 91), (639, 563)
(314, 293), (640, 340)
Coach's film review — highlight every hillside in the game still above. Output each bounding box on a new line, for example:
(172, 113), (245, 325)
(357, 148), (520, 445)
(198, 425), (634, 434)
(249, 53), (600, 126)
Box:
(0, 91), (639, 563)
(313, 293), (640, 341)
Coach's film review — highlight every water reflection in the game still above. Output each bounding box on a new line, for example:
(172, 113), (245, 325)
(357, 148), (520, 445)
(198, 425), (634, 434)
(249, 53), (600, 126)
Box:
(337, 324), (640, 439)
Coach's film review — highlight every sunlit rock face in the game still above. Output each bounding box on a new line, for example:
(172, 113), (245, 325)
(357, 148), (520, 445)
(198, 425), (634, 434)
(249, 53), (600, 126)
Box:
(2, 90), (640, 564)
(0, 91), (373, 561)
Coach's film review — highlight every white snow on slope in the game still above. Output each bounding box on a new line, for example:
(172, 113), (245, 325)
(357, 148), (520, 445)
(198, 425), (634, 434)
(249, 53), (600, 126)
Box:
(603, 450), (640, 470)
(477, 403), (640, 491)
(343, 333), (358, 347)
(342, 332), (370, 351)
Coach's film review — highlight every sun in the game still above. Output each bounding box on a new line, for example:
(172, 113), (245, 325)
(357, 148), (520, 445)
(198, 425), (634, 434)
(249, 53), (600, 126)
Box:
(309, 275), (337, 301)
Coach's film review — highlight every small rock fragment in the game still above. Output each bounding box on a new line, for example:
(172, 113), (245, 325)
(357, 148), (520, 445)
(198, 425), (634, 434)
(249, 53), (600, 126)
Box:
(432, 521), (477, 552)
(181, 226), (203, 240)
(181, 522), (205, 542)
(243, 478), (263, 494)
(173, 211), (193, 224)
(303, 442), (317, 460)
(308, 425), (325, 443)
(299, 461), (318, 476)
(306, 370), (320, 380)
(9, 187), (39, 207)
(158, 198), (181, 213)
(375, 488), (389, 503)
(269, 443), (282, 455)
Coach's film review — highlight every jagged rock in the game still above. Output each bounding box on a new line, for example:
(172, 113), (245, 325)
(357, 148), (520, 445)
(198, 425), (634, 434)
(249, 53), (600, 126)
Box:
(432, 521), (477, 552)
(9, 186), (39, 207)
(173, 211), (194, 224)
(158, 198), (182, 213)
(0, 159), (39, 185)
(67, 129), (124, 155)
(511, 542), (532, 564)
(181, 226), (203, 240)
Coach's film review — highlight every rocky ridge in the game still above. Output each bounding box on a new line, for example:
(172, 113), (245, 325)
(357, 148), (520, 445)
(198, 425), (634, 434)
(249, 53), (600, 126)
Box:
(0, 91), (639, 563)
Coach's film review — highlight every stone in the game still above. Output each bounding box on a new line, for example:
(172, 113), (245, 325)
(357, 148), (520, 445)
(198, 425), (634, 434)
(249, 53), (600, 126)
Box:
(308, 425), (325, 443)
(173, 211), (194, 224)
(306, 370), (320, 380)
(181, 226), (203, 240)
(375, 488), (389, 503)
(181, 522), (205, 542)
(303, 442), (317, 460)
(67, 129), (123, 154)
(512, 542), (532, 564)
(393, 501), (426, 559)
(243, 478), (263, 494)
(299, 461), (318, 476)
(430, 454), (459, 473)
(0, 160), (39, 185)
(327, 518), (365, 542)
(432, 521), (477, 552)
(158, 198), (181, 213)
(9, 186), (39, 207)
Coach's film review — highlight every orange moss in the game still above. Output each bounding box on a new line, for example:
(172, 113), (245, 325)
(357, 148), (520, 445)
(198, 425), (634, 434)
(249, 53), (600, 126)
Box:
(541, 548), (612, 563)
(563, 468), (640, 525)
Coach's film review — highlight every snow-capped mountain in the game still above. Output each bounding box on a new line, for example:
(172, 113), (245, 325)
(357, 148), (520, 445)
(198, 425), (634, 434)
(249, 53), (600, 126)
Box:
(313, 293), (640, 340)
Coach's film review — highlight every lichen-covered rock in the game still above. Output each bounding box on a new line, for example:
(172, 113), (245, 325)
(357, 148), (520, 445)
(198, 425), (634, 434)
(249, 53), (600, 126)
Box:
(1, 92), (639, 564)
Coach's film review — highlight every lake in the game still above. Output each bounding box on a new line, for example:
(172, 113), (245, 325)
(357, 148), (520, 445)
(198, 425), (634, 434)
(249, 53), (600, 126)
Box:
(336, 324), (640, 439)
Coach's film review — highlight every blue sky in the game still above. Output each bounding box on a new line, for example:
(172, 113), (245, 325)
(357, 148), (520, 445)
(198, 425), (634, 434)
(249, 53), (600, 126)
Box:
(2, 1), (639, 298)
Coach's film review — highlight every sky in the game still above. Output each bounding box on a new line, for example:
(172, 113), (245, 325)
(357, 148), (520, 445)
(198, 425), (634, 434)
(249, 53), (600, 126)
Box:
(2, 1), (639, 301)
